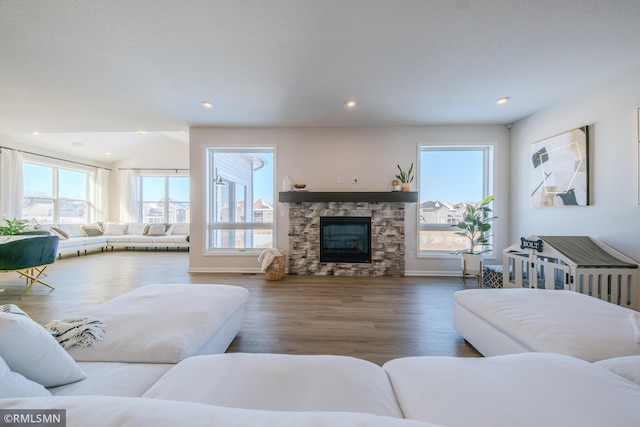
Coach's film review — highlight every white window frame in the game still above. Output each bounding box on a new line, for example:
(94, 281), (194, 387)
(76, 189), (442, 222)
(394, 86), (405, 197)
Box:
(22, 157), (94, 224)
(139, 173), (190, 224)
(205, 146), (275, 254)
(418, 145), (494, 258)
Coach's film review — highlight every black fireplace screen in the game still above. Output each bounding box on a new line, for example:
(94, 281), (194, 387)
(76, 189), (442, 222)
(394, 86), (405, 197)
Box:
(320, 216), (371, 263)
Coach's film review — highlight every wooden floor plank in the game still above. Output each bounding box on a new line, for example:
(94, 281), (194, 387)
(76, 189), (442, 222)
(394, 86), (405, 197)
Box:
(0, 250), (480, 365)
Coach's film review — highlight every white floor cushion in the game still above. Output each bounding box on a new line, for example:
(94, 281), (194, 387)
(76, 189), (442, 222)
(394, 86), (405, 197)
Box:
(384, 352), (640, 427)
(594, 355), (640, 385)
(143, 353), (404, 418)
(454, 288), (640, 361)
(67, 284), (249, 363)
(0, 396), (440, 427)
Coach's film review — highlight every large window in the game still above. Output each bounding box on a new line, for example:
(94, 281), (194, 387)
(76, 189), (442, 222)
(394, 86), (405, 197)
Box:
(419, 146), (493, 255)
(140, 175), (190, 223)
(206, 147), (274, 251)
(22, 161), (90, 224)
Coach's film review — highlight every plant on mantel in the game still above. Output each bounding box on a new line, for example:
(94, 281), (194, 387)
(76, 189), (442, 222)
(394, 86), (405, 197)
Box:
(396, 163), (414, 191)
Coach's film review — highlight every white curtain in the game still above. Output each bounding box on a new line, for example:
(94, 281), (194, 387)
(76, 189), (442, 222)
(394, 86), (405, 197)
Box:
(89, 168), (110, 222)
(0, 148), (24, 220)
(120, 170), (139, 222)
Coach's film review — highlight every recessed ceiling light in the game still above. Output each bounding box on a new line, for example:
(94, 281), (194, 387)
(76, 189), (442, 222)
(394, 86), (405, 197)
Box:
(70, 141), (83, 147)
(136, 130), (148, 135)
(202, 101), (213, 109)
(105, 152), (112, 156)
(32, 131), (40, 136)
(496, 97), (510, 105)
(345, 99), (357, 109)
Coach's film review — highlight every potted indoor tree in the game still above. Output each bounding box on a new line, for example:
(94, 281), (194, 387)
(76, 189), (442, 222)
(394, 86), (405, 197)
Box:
(396, 163), (414, 192)
(452, 196), (497, 281)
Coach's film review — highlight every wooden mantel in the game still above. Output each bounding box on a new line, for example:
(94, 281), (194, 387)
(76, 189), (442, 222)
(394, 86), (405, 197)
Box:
(278, 191), (418, 203)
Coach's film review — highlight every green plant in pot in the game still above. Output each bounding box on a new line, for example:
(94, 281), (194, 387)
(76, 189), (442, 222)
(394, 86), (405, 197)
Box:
(452, 196), (497, 278)
(0, 218), (29, 235)
(396, 163), (414, 192)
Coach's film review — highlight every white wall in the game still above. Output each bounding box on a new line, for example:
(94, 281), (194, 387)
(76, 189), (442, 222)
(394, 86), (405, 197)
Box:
(509, 64), (640, 261)
(189, 125), (510, 274)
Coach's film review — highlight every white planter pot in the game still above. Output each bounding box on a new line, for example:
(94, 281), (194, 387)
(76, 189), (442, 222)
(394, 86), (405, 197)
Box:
(461, 253), (483, 275)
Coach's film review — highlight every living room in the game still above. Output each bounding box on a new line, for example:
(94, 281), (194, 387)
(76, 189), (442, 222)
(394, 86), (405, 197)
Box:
(1, 1), (640, 425)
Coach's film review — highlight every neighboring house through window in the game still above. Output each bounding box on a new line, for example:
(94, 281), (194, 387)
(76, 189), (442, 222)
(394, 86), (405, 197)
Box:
(206, 147), (274, 252)
(22, 160), (91, 224)
(139, 175), (190, 223)
(419, 145), (494, 255)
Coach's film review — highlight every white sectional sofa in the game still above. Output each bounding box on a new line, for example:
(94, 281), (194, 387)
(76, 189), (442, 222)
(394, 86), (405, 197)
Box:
(1, 283), (640, 426)
(37, 222), (190, 257)
(1, 352), (639, 427)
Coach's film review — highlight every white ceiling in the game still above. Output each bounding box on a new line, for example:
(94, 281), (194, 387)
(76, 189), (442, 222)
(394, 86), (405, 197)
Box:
(1, 0), (639, 163)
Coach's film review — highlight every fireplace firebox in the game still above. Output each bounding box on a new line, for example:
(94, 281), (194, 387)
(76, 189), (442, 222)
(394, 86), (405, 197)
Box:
(320, 216), (371, 263)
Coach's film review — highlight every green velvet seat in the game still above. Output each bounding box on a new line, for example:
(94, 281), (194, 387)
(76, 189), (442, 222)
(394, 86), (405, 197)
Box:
(0, 234), (60, 298)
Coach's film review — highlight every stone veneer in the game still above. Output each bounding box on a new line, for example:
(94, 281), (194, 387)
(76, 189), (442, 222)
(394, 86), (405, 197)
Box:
(287, 201), (406, 277)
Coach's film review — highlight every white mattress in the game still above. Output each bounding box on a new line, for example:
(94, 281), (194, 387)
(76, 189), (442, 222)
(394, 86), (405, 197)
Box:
(384, 352), (640, 427)
(67, 284), (249, 363)
(454, 288), (640, 361)
(0, 396), (440, 427)
(48, 362), (173, 397)
(142, 353), (405, 418)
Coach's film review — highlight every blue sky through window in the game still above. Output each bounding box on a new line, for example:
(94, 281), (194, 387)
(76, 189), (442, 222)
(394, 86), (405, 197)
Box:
(420, 149), (484, 204)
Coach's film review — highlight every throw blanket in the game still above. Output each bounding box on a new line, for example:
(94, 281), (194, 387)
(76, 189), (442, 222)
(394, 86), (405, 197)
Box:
(45, 317), (106, 349)
(629, 313), (640, 343)
(2, 304), (28, 316)
(258, 248), (282, 272)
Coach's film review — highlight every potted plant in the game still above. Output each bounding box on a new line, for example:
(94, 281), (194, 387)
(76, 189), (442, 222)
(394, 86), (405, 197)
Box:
(0, 218), (29, 235)
(452, 196), (497, 279)
(396, 163), (414, 192)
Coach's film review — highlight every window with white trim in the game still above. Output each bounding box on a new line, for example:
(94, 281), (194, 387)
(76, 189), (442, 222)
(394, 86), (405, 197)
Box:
(139, 175), (190, 223)
(206, 147), (274, 252)
(419, 146), (493, 255)
(22, 161), (91, 224)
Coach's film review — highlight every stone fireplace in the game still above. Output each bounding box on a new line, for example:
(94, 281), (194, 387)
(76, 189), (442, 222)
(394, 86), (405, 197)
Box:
(286, 201), (407, 277)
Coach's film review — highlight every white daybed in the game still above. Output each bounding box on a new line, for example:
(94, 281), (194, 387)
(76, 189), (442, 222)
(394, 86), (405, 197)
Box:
(67, 283), (249, 363)
(454, 288), (640, 361)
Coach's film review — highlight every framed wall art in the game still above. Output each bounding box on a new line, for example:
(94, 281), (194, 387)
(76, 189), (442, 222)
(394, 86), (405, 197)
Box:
(530, 126), (589, 208)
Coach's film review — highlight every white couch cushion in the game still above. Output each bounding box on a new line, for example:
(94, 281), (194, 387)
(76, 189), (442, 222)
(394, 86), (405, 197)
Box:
(384, 353), (640, 427)
(49, 362), (173, 397)
(0, 396), (439, 427)
(0, 311), (86, 387)
(595, 355), (640, 385)
(57, 224), (87, 238)
(0, 356), (50, 398)
(104, 223), (127, 235)
(126, 223), (148, 235)
(171, 223), (189, 235)
(67, 284), (249, 363)
(143, 353), (404, 418)
(146, 223), (167, 236)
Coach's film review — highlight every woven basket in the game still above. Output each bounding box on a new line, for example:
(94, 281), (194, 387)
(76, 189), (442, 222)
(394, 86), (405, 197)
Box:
(265, 255), (285, 281)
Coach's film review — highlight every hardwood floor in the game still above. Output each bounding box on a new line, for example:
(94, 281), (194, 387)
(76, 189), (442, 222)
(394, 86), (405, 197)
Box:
(0, 250), (480, 365)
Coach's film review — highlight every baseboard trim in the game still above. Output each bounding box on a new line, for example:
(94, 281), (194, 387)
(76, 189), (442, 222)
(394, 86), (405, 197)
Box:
(188, 267), (263, 274)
